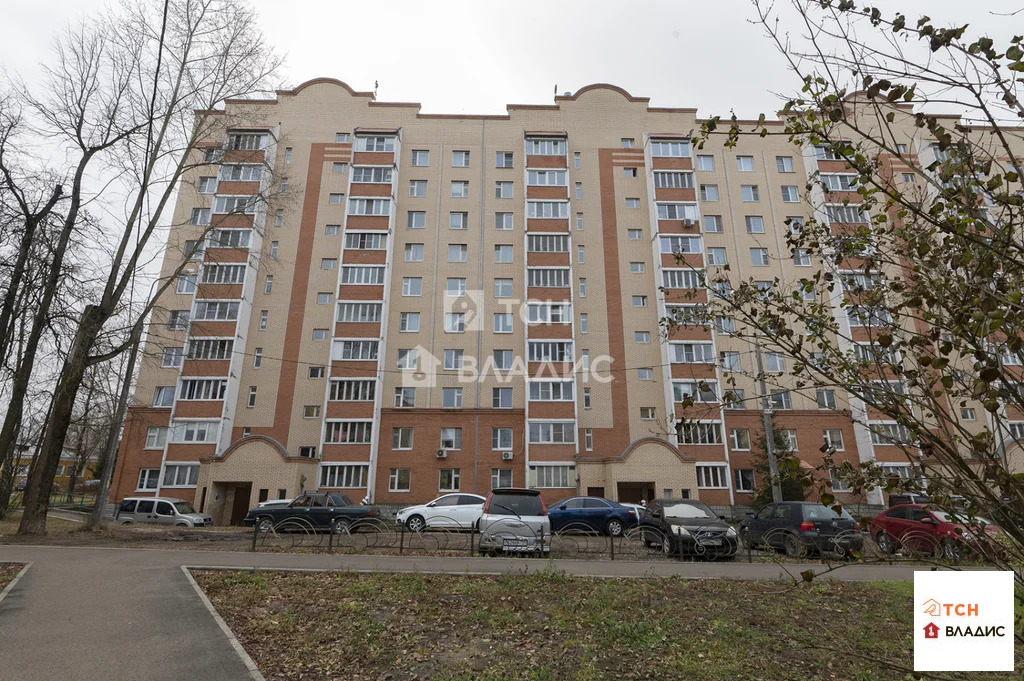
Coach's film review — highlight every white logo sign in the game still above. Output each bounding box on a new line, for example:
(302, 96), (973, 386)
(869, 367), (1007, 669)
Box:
(914, 570), (1013, 672)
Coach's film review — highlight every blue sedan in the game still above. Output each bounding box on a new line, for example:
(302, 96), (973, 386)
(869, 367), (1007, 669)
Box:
(547, 496), (639, 536)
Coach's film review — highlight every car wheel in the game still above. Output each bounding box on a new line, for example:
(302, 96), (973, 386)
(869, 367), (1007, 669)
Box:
(661, 536), (673, 555)
(406, 515), (426, 533)
(940, 538), (961, 561)
(875, 531), (895, 555)
(606, 519), (624, 537)
(257, 516), (273, 533)
(739, 527), (753, 550)
(332, 519), (352, 534)
(783, 533), (802, 558)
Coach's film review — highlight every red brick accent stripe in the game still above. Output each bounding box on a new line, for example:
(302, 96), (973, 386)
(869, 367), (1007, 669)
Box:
(271, 143), (328, 442)
(597, 149), (631, 455)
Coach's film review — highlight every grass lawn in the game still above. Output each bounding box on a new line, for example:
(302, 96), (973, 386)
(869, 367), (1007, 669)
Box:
(0, 563), (24, 590)
(193, 570), (1016, 681)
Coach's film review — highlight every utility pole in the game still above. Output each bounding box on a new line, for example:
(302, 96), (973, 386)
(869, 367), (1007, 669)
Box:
(754, 344), (783, 503)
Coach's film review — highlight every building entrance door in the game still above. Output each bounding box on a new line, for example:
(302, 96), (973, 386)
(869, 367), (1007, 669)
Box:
(229, 483), (253, 525)
(616, 481), (655, 504)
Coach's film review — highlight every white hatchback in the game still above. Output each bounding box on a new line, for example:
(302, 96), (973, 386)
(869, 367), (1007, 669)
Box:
(396, 493), (486, 532)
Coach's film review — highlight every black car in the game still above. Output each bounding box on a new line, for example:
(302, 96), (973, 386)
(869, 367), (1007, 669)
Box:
(637, 498), (739, 558)
(242, 492), (378, 532)
(739, 501), (863, 557)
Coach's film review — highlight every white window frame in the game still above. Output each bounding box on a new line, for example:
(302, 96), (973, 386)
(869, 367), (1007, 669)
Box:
(696, 464), (729, 489)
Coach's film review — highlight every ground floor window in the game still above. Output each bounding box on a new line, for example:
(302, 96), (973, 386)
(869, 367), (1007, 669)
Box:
(389, 468), (411, 492)
(734, 468), (755, 493)
(162, 463), (199, 487)
(491, 468), (513, 489)
(696, 464), (728, 489)
(319, 464), (368, 488)
(439, 468), (461, 492)
(829, 469), (853, 493)
(137, 468), (160, 490)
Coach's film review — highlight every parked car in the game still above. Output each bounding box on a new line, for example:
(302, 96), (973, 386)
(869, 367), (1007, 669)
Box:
(477, 488), (550, 555)
(396, 493), (486, 532)
(242, 492), (378, 532)
(258, 497), (296, 508)
(116, 497), (213, 527)
(638, 498), (739, 558)
(869, 504), (1001, 560)
(14, 479), (27, 491)
(739, 501), (862, 557)
(888, 492), (930, 507)
(547, 496), (638, 536)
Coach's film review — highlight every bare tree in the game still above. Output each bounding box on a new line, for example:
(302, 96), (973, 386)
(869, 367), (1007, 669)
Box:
(12, 0), (281, 535)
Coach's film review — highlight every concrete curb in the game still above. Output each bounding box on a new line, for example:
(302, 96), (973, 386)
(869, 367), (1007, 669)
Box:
(0, 562), (33, 605)
(180, 565), (266, 681)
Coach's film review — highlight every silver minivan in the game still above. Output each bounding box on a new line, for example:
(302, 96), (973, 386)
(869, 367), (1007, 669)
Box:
(116, 497), (212, 527)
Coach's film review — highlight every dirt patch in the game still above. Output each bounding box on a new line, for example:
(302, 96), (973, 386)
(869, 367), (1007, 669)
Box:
(0, 563), (24, 590)
(0, 516), (253, 551)
(191, 569), (1016, 681)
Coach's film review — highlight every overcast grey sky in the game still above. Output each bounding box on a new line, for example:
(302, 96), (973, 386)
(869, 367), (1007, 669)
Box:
(2, 1), (1017, 117)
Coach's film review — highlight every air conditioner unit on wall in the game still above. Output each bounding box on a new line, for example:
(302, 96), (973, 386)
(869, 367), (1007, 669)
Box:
(683, 218), (695, 227)
(501, 451), (514, 461)
(436, 449), (447, 459)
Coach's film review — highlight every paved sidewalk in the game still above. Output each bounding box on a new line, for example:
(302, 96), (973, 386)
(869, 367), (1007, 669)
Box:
(0, 543), (947, 680)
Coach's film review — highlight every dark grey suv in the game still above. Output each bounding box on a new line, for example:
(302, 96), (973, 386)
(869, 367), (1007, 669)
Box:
(739, 501), (863, 557)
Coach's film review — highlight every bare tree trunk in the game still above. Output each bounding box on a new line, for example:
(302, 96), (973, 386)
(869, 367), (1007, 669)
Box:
(20, 304), (102, 534)
(88, 332), (141, 530)
(65, 383), (95, 499)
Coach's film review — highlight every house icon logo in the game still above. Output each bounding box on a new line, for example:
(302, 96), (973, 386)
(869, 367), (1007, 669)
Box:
(924, 622), (940, 639)
(922, 598), (942, 617)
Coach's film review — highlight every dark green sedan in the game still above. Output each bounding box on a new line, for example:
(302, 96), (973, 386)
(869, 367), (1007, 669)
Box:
(242, 492), (378, 532)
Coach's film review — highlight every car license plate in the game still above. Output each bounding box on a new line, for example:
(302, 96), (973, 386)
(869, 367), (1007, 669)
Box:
(698, 538), (723, 546)
(503, 538), (531, 549)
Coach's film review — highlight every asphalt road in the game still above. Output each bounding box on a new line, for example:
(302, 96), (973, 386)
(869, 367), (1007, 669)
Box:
(0, 543), (958, 681)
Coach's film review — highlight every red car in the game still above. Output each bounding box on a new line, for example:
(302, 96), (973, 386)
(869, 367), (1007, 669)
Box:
(869, 504), (1001, 560)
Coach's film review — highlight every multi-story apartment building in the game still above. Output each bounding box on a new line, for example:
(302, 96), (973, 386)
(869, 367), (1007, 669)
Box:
(110, 78), (1003, 525)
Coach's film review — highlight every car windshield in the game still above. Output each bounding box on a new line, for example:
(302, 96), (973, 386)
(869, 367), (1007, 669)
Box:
(174, 502), (197, 514)
(488, 493), (544, 516)
(663, 502), (716, 519)
(803, 505), (854, 521)
(931, 510), (993, 525)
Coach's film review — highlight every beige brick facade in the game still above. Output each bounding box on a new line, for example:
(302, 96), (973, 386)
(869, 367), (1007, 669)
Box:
(109, 79), (1017, 522)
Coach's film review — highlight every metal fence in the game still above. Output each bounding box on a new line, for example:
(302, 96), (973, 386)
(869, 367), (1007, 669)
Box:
(248, 513), (874, 563)
(248, 505), (996, 566)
